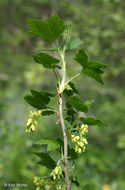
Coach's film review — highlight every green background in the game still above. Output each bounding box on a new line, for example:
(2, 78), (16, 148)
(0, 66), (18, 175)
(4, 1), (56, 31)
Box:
(0, 0), (125, 189)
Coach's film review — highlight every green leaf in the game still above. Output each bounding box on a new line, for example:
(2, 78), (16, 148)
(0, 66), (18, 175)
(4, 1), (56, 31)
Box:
(64, 82), (78, 96)
(72, 179), (79, 187)
(27, 14), (66, 42)
(66, 37), (83, 51)
(74, 49), (106, 84)
(87, 61), (106, 69)
(42, 110), (55, 116)
(82, 68), (104, 84)
(68, 146), (78, 160)
(24, 90), (53, 109)
(33, 52), (61, 69)
(68, 96), (88, 113)
(34, 152), (56, 169)
(65, 120), (73, 129)
(35, 139), (60, 151)
(57, 139), (77, 160)
(66, 102), (77, 124)
(80, 117), (107, 127)
(74, 49), (88, 67)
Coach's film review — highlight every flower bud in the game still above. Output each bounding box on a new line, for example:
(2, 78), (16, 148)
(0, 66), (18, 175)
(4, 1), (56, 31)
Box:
(26, 118), (32, 126)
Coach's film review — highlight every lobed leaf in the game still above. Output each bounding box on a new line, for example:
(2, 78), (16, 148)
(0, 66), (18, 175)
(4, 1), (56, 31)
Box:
(24, 90), (53, 109)
(27, 14), (66, 42)
(66, 37), (83, 51)
(33, 52), (61, 69)
(35, 138), (60, 151)
(80, 117), (107, 127)
(74, 49), (106, 84)
(68, 96), (88, 113)
(34, 152), (56, 169)
(82, 68), (104, 84)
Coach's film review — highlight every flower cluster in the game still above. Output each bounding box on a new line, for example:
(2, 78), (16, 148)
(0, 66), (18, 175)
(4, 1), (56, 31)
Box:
(80, 124), (88, 135)
(71, 124), (88, 153)
(26, 110), (42, 133)
(50, 163), (63, 180)
(34, 176), (45, 190)
(34, 176), (62, 190)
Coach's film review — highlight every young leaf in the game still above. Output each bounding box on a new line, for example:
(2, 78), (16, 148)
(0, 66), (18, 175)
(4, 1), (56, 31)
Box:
(24, 90), (53, 109)
(68, 96), (88, 113)
(35, 139), (60, 151)
(74, 49), (106, 84)
(64, 82), (78, 96)
(27, 14), (66, 42)
(33, 52), (61, 69)
(34, 152), (56, 169)
(84, 99), (95, 109)
(66, 37), (83, 51)
(80, 117), (107, 127)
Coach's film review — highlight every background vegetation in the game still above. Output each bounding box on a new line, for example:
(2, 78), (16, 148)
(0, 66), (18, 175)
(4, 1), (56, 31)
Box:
(0, 0), (125, 189)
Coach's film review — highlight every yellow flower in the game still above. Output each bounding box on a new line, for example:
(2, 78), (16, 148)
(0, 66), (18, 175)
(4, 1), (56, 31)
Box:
(50, 163), (62, 180)
(26, 118), (32, 126)
(103, 184), (110, 190)
(26, 110), (42, 133)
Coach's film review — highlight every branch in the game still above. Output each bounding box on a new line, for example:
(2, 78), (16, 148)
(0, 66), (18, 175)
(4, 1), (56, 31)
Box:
(58, 92), (71, 190)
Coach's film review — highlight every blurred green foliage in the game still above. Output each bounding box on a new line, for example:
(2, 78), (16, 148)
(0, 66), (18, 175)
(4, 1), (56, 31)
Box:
(0, 0), (125, 189)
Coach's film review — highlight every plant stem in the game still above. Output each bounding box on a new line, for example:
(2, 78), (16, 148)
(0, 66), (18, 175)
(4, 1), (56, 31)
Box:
(58, 92), (71, 190)
(58, 49), (66, 93)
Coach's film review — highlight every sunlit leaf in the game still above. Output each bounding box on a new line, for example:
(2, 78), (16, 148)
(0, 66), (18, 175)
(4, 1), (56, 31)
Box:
(28, 14), (66, 42)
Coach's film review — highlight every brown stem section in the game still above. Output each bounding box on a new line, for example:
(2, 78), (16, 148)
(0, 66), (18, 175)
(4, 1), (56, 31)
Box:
(58, 93), (71, 190)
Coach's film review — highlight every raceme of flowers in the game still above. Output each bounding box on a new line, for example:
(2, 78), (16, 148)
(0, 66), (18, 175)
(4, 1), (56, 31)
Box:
(71, 124), (88, 154)
(26, 110), (42, 133)
(50, 162), (63, 180)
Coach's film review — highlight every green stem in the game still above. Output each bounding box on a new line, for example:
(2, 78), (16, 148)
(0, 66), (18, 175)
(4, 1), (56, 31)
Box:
(58, 49), (66, 93)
